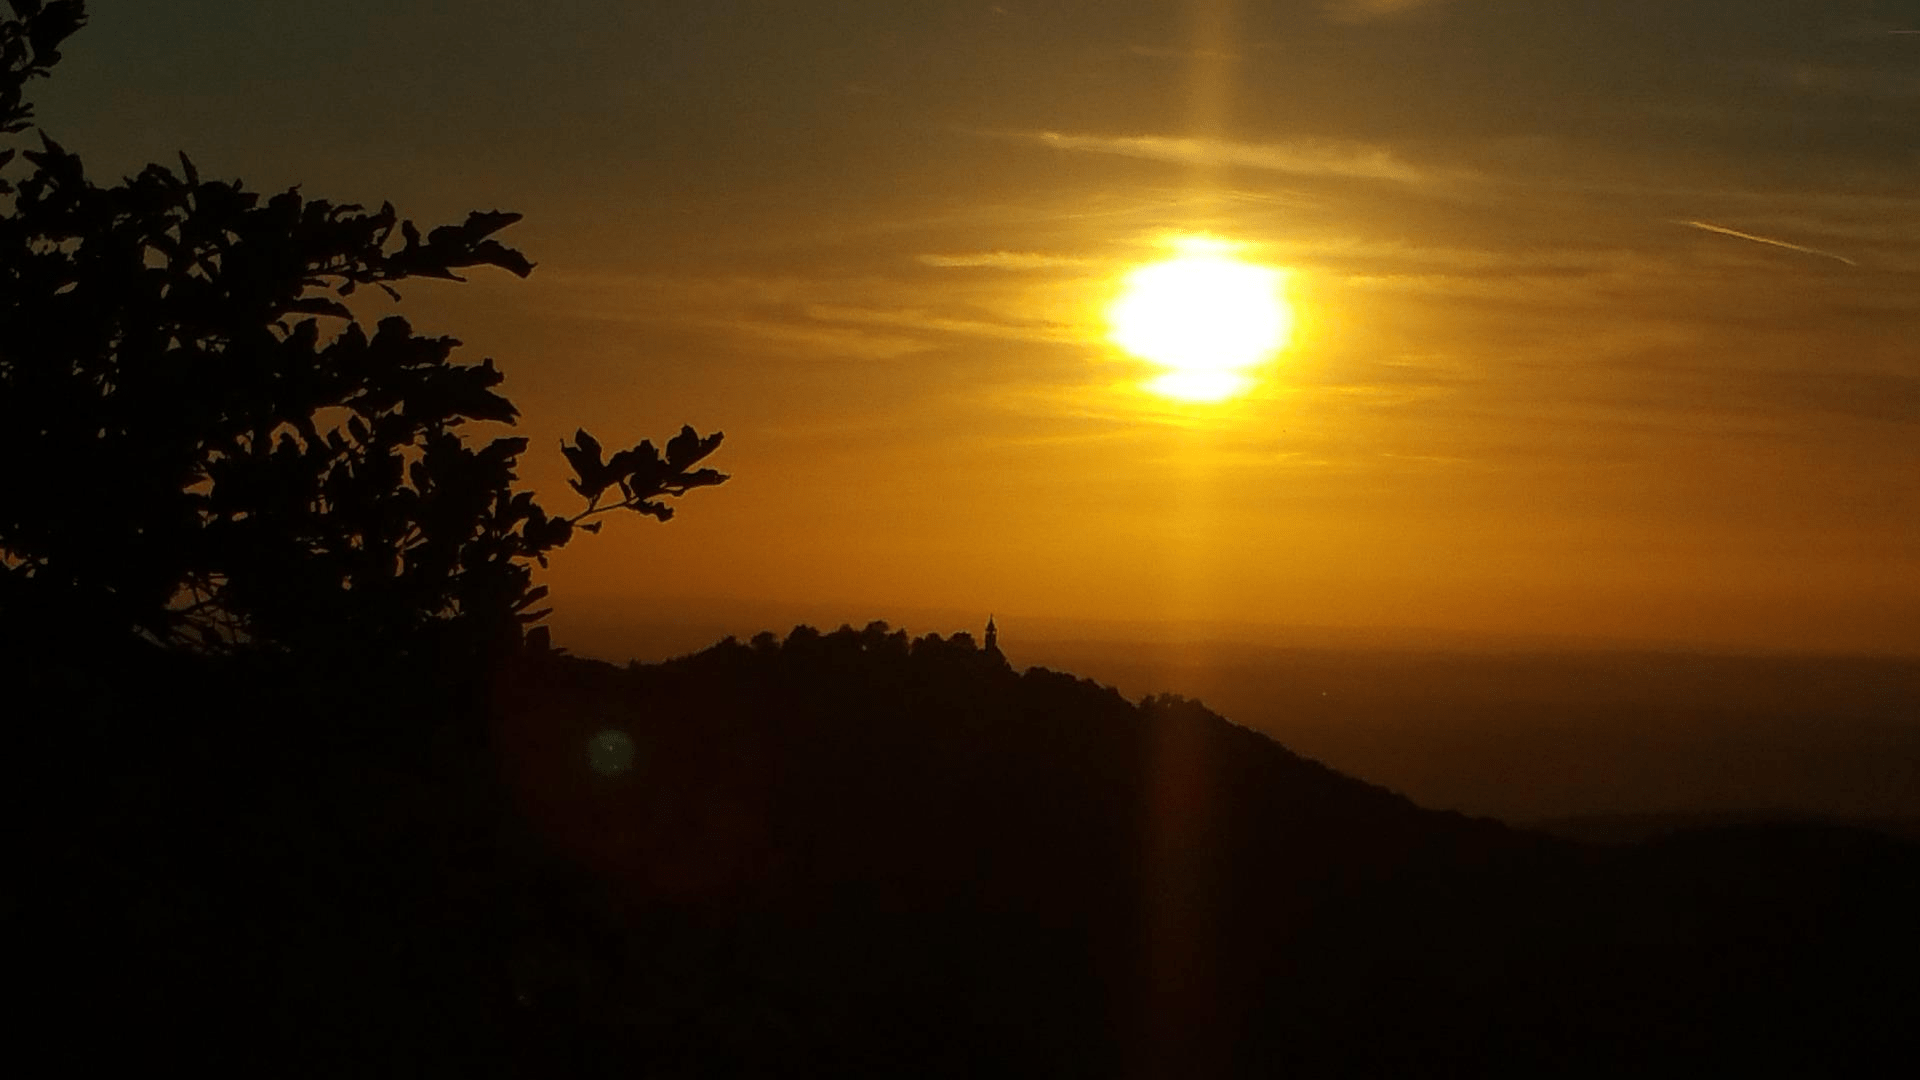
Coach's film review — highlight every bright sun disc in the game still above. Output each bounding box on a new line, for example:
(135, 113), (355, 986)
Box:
(1107, 245), (1292, 402)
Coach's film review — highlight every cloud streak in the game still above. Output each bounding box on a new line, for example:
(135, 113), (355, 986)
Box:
(804, 304), (1082, 345)
(1027, 131), (1435, 184)
(1126, 44), (1240, 61)
(916, 251), (1094, 270)
(1679, 220), (1859, 267)
(1323, 0), (1451, 23)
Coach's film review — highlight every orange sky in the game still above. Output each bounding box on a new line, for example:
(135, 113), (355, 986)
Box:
(40, 0), (1920, 657)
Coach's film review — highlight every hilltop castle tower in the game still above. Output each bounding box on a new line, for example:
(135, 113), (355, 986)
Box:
(984, 615), (1000, 658)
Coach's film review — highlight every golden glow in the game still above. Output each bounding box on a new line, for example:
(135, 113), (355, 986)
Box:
(1107, 240), (1293, 402)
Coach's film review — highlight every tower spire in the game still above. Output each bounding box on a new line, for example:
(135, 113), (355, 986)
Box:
(984, 614), (999, 656)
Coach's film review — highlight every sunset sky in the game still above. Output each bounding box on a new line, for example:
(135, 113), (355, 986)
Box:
(40, 0), (1920, 657)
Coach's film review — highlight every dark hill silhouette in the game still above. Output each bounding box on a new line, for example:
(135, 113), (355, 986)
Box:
(470, 625), (1916, 1077)
(23, 621), (1920, 1075)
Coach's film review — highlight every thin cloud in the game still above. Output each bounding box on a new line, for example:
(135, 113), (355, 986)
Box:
(805, 304), (1082, 345)
(1679, 220), (1859, 267)
(917, 251), (1095, 270)
(1027, 131), (1435, 185)
(725, 318), (931, 361)
(1324, 0), (1450, 23)
(1783, 62), (1920, 100)
(1127, 44), (1241, 61)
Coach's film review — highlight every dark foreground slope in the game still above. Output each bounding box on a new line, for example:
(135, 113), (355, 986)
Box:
(491, 629), (1919, 1077)
(29, 626), (1920, 1076)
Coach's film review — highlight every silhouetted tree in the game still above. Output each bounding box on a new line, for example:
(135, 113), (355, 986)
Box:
(0, 2), (78, 135)
(0, 1), (724, 662)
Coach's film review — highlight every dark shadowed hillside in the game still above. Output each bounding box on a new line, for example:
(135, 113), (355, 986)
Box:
(24, 622), (1920, 1076)
(477, 624), (1920, 1077)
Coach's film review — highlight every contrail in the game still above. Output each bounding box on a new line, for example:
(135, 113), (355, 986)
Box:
(1678, 220), (1859, 267)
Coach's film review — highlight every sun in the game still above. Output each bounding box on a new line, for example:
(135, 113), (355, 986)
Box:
(1106, 239), (1293, 402)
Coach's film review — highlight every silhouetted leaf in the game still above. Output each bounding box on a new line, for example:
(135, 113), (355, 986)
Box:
(573, 429), (601, 463)
(678, 467), (728, 489)
(480, 436), (528, 462)
(25, 3), (84, 66)
(22, 129), (79, 186)
(288, 296), (352, 319)
(560, 430), (613, 500)
(468, 238), (533, 278)
(665, 425), (702, 468)
(466, 209), (522, 235)
(664, 426), (725, 473)
(265, 187), (301, 222)
(448, 373), (517, 424)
